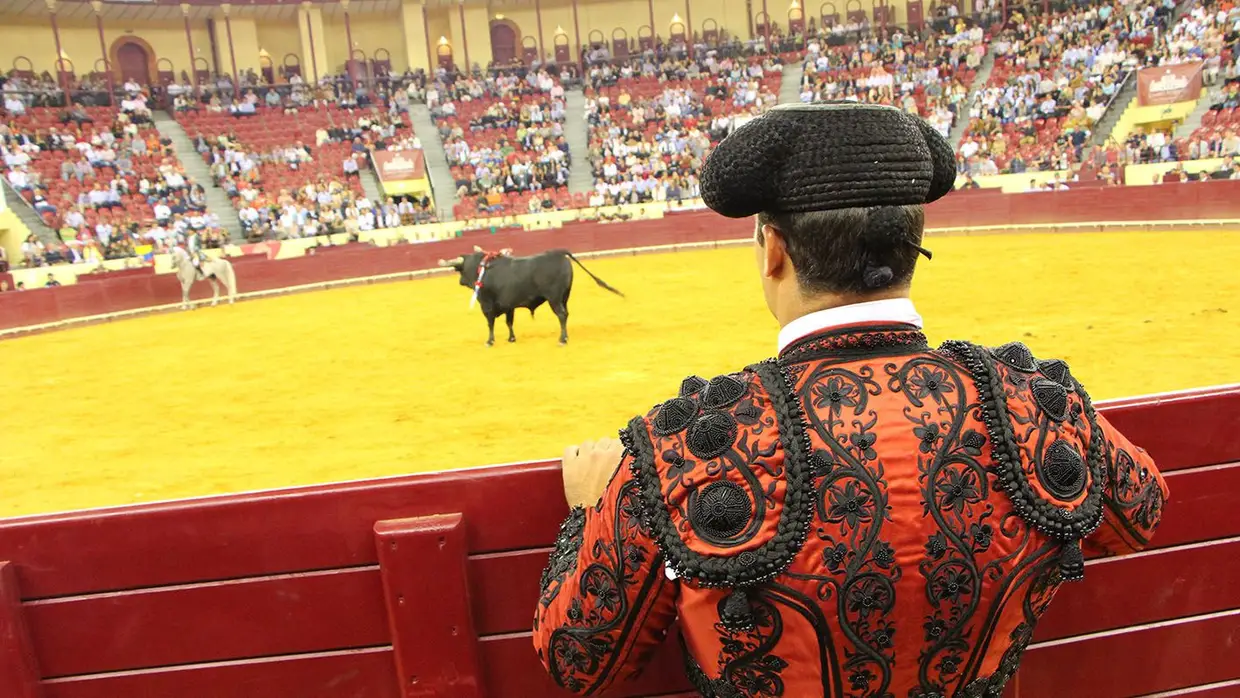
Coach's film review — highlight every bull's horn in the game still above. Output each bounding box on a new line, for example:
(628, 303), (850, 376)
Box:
(473, 245), (484, 253)
(437, 257), (459, 267)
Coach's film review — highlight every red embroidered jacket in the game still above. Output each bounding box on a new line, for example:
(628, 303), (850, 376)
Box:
(532, 327), (1167, 698)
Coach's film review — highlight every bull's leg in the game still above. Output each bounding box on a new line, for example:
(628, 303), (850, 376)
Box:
(551, 301), (569, 345)
(485, 314), (497, 347)
(505, 310), (516, 343)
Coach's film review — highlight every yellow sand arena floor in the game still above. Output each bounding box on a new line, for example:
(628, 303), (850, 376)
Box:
(2, 230), (1238, 517)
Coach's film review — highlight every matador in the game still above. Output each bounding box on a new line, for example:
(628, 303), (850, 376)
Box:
(533, 103), (1168, 698)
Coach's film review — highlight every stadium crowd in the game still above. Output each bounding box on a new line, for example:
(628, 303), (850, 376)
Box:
(583, 51), (781, 206)
(4, 0), (1240, 271)
(428, 67), (573, 217)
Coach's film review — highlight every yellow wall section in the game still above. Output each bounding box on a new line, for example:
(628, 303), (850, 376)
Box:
(400, 0), (431, 73)
(297, 4), (330, 81)
(0, 0), (919, 79)
(0, 17), (212, 78)
(255, 21), (303, 76)
(223, 16), (262, 75)
(324, 13), (407, 73)
(426, 7), (453, 64)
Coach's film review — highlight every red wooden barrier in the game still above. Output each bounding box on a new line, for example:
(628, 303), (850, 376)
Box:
(0, 385), (1236, 697)
(4, 181), (1239, 333)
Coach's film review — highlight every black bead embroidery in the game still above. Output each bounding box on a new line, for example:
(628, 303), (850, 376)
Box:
(992, 342), (1037, 372)
(780, 326), (929, 363)
(681, 375), (709, 397)
(1040, 440), (1086, 500)
(702, 374), (748, 409)
(938, 340), (1106, 547)
(810, 449), (834, 478)
(653, 397), (698, 436)
(538, 507), (587, 596)
(718, 588), (756, 631)
(1031, 378), (1069, 422)
(691, 481), (753, 543)
(628, 362), (814, 588)
(1037, 358), (1074, 390)
(686, 411), (739, 460)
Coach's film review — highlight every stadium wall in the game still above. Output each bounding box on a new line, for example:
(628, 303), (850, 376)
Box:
(0, 0), (923, 76)
(2, 181), (1238, 333)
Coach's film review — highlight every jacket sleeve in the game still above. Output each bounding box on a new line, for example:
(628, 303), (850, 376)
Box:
(1082, 412), (1170, 557)
(533, 452), (679, 695)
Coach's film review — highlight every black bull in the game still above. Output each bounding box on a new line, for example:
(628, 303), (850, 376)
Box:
(438, 249), (624, 345)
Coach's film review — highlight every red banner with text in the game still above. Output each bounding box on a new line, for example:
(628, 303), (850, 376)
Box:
(1137, 62), (1204, 106)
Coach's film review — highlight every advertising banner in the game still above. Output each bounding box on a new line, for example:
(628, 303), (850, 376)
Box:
(1137, 62), (1204, 106)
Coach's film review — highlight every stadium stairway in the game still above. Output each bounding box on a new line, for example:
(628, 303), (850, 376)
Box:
(564, 87), (595, 195)
(778, 60), (804, 104)
(1089, 77), (1141, 148)
(948, 44), (997, 146)
(152, 112), (244, 241)
(359, 165), (385, 205)
(1099, 0), (1200, 148)
(408, 104), (458, 221)
(1, 181), (54, 246)
(1172, 84), (1223, 140)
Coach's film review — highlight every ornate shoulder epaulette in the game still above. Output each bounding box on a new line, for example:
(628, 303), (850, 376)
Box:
(622, 362), (815, 628)
(938, 340), (1106, 581)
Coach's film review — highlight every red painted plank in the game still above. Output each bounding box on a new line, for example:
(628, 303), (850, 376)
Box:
(1102, 389), (1240, 471)
(1140, 679), (1240, 697)
(0, 462), (570, 600)
(0, 391), (1227, 602)
(0, 562), (42, 698)
(40, 647), (399, 698)
(375, 514), (483, 698)
(1149, 464), (1240, 552)
(24, 568), (388, 678)
(470, 549), (548, 637)
(1019, 610), (1240, 698)
(1036, 537), (1240, 642)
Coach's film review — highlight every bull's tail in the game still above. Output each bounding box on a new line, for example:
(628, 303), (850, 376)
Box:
(564, 252), (625, 298)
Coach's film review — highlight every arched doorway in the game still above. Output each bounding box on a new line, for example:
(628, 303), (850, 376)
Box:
(109, 36), (156, 86)
(490, 19), (519, 64)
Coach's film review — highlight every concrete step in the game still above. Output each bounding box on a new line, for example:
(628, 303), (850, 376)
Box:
(778, 61), (805, 104)
(408, 104), (458, 221)
(2, 184), (51, 247)
(1092, 78), (1141, 147)
(359, 166), (384, 204)
(151, 111), (245, 242)
(950, 45), (997, 146)
(564, 88), (594, 195)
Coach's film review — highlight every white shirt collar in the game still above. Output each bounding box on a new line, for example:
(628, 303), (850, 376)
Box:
(777, 298), (923, 353)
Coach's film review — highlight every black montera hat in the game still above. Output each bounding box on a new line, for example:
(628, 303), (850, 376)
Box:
(701, 102), (957, 218)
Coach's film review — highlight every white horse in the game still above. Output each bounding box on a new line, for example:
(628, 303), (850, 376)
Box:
(170, 246), (237, 309)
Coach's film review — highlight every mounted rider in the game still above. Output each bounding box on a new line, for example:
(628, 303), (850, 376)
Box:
(185, 229), (206, 278)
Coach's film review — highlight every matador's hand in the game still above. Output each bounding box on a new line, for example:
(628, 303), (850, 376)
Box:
(562, 437), (627, 509)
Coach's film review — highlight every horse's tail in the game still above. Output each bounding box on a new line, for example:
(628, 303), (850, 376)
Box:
(564, 252), (624, 298)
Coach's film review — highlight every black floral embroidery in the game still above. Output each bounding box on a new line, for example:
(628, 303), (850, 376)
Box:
(886, 354), (996, 696)
(780, 361), (901, 697)
(539, 507), (586, 606)
(627, 361), (815, 588)
(938, 340), (1106, 543)
(1105, 446), (1166, 545)
(545, 481), (666, 694)
(712, 594), (790, 697)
